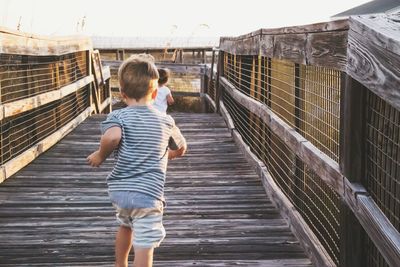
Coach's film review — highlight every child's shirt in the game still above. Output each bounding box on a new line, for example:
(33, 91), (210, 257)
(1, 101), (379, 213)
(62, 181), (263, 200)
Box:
(101, 105), (186, 201)
(153, 86), (171, 113)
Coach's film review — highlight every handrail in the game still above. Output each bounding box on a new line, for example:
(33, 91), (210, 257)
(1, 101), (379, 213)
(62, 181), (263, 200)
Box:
(0, 27), (111, 184)
(206, 14), (400, 267)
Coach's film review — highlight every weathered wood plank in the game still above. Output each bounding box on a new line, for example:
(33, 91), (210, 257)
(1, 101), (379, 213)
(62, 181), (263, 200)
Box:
(0, 76), (93, 120)
(0, 113), (312, 266)
(103, 60), (205, 75)
(0, 27), (92, 56)
(347, 14), (400, 111)
(219, 20), (348, 70)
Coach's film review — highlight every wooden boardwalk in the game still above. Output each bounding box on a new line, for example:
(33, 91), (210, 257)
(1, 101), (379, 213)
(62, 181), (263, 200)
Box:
(0, 113), (312, 266)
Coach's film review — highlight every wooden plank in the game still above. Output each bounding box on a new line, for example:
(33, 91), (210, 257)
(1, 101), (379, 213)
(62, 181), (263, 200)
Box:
(0, 75), (93, 120)
(102, 66), (111, 81)
(220, 76), (343, 194)
(99, 97), (112, 113)
(226, 126), (335, 266)
(343, 179), (400, 267)
(204, 94), (217, 112)
(339, 71), (367, 267)
(102, 60), (205, 75)
(0, 107), (92, 184)
(0, 28), (92, 56)
(0, 112), (312, 266)
(273, 34), (307, 65)
(306, 30), (347, 71)
(347, 14), (400, 111)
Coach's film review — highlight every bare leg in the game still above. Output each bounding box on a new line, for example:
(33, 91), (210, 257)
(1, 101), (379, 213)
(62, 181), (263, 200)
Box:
(133, 247), (154, 267)
(115, 225), (132, 267)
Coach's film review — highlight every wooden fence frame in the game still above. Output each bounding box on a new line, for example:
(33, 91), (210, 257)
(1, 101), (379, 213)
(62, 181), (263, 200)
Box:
(0, 28), (111, 184)
(204, 14), (400, 267)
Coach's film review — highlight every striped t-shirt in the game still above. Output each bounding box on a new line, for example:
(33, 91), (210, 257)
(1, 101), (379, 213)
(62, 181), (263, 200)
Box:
(101, 105), (186, 201)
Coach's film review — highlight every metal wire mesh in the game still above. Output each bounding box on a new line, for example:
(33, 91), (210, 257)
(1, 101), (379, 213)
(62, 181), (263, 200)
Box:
(223, 53), (341, 162)
(205, 69), (216, 103)
(0, 52), (88, 104)
(365, 90), (400, 267)
(223, 91), (341, 265)
(0, 86), (90, 165)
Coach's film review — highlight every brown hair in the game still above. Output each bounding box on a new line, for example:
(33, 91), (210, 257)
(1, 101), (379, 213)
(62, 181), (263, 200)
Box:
(118, 55), (159, 100)
(158, 68), (170, 85)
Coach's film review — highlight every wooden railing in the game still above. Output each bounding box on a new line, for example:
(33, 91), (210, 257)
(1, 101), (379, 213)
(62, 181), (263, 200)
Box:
(203, 14), (400, 267)
(0, 28), (111, 184)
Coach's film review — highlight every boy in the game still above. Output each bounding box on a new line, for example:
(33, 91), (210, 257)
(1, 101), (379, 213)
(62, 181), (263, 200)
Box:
(87, 55), (186, 267)
(153, 68), (174, 113)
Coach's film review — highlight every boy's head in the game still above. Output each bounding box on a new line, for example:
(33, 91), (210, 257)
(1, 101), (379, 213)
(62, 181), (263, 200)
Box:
(158, 68), (170, 86)
(118, 55), (159, 101)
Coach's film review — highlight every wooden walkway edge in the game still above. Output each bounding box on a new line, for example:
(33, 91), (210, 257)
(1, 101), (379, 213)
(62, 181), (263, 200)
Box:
(0, 113), (312, 266)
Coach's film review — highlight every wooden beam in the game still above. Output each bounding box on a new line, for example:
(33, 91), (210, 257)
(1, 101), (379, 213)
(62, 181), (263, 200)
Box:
(219, 20), (348, 70)
(0, 107), (92, 184)
(99, 97), (112, 113)
(343, 178), (400, 267)
(0, 28), (92, 56)
(219, 100), (235, 131)
(102, 60), (205, 75)
(339, 73), (367, 267)
(220, 76), (343, 194)
(347, 14), (400, 111)
(0, 75), (93, 120)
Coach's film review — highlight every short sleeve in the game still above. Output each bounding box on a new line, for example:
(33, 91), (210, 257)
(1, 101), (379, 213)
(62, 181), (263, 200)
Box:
(101, 112), (122, 134)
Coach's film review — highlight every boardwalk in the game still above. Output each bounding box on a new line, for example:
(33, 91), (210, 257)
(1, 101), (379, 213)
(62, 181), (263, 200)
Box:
(0, 113), (312, 266)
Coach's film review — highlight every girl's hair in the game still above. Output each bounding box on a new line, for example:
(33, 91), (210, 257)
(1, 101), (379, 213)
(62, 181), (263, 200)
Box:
(158, 68), (170, 85)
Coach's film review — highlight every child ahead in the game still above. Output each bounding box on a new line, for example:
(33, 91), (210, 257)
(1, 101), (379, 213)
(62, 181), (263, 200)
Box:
(87, 55), (186, 267)
(153, 68), (174, 113)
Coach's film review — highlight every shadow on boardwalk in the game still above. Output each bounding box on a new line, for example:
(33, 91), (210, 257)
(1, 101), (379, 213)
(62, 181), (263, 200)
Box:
(0, 113), (312, 266)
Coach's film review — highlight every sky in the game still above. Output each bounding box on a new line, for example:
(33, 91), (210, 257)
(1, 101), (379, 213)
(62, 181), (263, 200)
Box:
(0, 0), (370, 38)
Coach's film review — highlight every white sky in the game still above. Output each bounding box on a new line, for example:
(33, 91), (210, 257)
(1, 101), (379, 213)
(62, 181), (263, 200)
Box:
(0, 0), (369, 37)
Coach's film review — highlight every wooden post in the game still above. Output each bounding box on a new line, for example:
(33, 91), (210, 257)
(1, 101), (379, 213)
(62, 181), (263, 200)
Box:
(215, 51), (224, 113)
(339, 72), (367, 267)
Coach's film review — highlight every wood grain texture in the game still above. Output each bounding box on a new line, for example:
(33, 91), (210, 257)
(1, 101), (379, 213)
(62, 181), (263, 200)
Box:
(0, 28), (92, 56)
(219, 20), (348, 70)
(347, 14), (400, 111)
(0, 76), (93, 120)
(343, 179), (400, 267)
(0, 113), (312, 266)
(103, 60), (205, 75)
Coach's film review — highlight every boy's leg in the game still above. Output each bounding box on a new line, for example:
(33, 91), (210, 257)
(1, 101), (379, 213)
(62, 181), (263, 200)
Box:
(133, 247), (154, 267)
(115, 225), (132, 267)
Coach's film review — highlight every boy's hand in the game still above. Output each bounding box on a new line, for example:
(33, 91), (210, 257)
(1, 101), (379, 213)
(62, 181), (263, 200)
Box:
(87, 150), (105, 167)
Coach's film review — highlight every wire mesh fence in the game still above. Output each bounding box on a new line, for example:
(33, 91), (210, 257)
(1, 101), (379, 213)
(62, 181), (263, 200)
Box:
(0, 86), (90, 165)
(365, 90), (400, 267)
(223, 91), (341, 265)
(0, 52), (88, 104)
(223, 53), (341, 162)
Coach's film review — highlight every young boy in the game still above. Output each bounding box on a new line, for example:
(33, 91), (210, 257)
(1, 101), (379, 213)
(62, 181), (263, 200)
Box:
(87, 55), (186, 267)
(153, 68), (174, 113)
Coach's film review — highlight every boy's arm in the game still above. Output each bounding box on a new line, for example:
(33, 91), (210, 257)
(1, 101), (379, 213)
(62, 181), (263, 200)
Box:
(87, 126), (121, 167)
(168, 125), (187, 160)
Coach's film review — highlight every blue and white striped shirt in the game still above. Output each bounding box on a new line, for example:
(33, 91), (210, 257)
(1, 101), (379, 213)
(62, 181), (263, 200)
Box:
(101, 105), (185, 201)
